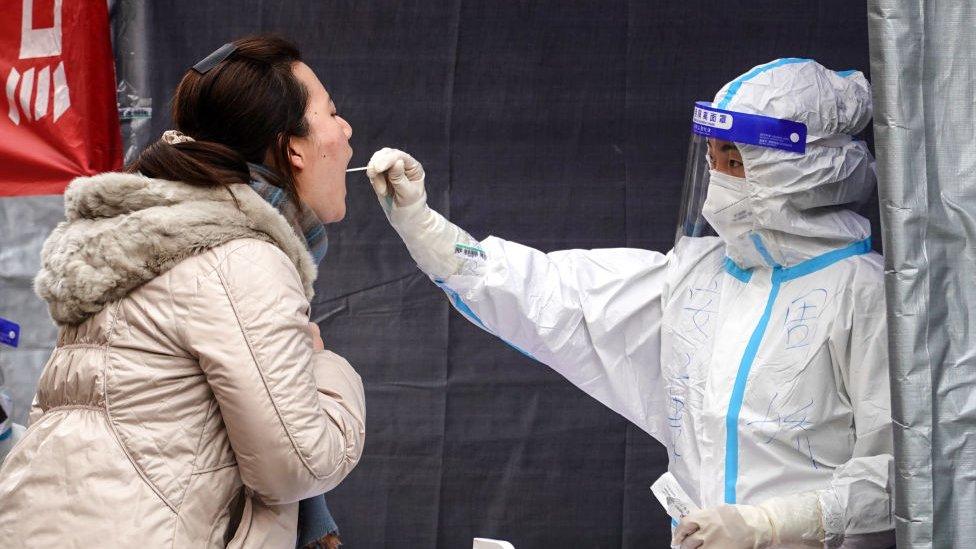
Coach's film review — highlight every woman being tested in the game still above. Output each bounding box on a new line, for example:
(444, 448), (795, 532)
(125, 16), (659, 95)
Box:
(0, 36), (364, 547)
(367, 59), (894, 548)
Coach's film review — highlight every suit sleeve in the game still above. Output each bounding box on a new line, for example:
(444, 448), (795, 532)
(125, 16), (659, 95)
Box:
(820, 270), (894, 544)
(437, 235), (672, 441)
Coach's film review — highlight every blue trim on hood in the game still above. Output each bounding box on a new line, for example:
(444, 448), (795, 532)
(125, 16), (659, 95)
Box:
(724, 257), (753, 283)
(717, 58), (811, 109)
(749, 233), (782, 268)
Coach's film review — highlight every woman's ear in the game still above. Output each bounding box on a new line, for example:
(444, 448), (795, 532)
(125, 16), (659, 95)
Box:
(288, 136), (306, 171)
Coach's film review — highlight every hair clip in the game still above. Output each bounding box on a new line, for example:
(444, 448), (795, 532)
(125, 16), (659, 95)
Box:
(191, 43), (238, 74)
(161, 130), (195, 145)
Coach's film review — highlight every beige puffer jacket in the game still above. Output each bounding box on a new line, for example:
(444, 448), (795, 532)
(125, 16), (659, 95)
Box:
(0, 173), (366, 547)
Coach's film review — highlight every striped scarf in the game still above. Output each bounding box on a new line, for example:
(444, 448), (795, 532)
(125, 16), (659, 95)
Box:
(247, 163), (328, 265)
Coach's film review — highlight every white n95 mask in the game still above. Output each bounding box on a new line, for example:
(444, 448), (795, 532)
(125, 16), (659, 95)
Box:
(701, 170), (754, 229)
(701, 170), (773, 268)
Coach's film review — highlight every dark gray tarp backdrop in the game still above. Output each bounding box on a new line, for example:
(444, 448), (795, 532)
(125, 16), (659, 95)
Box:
(127, 2), (873, 547)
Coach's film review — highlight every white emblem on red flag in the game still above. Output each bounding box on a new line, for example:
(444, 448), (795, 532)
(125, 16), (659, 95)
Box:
(6, 0), (70, 126)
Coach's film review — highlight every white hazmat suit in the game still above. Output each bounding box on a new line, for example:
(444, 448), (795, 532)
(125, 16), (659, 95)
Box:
(368, 59), (894, 547)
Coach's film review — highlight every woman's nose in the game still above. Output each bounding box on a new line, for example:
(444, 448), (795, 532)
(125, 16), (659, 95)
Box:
(338, 115), (353, 139)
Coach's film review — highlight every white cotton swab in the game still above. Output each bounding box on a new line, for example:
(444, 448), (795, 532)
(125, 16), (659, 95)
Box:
(346, 166), (368, 173)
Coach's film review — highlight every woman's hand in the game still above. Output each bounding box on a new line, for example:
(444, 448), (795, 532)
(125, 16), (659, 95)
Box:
(307, 322), (325, 352)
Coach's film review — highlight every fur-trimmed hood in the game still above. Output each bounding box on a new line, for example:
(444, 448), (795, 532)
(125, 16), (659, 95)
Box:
(35, 172), (317, 325)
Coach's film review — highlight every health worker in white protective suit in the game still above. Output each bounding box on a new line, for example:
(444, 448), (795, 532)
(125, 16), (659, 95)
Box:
(367, 59), (894, 548)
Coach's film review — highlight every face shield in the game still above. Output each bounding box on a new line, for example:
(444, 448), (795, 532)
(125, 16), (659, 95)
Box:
(0, 375), (11, 441)
(675, 101), (809, 245)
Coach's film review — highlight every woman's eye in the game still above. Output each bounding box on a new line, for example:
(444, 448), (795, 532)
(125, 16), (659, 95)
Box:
(729, 159), (743, 168)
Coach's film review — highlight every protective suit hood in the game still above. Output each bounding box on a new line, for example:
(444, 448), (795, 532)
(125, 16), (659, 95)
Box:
(707, 59), (876, 269)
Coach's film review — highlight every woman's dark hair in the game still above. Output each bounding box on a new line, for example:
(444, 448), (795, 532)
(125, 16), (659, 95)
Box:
(127, 35), (309, 200)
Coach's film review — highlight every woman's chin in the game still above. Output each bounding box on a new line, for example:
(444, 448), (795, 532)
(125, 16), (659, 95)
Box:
(321, 204), (346, 224)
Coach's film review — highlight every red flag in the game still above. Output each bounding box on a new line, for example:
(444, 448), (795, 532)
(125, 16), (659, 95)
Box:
(0, 0), (122, 197)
